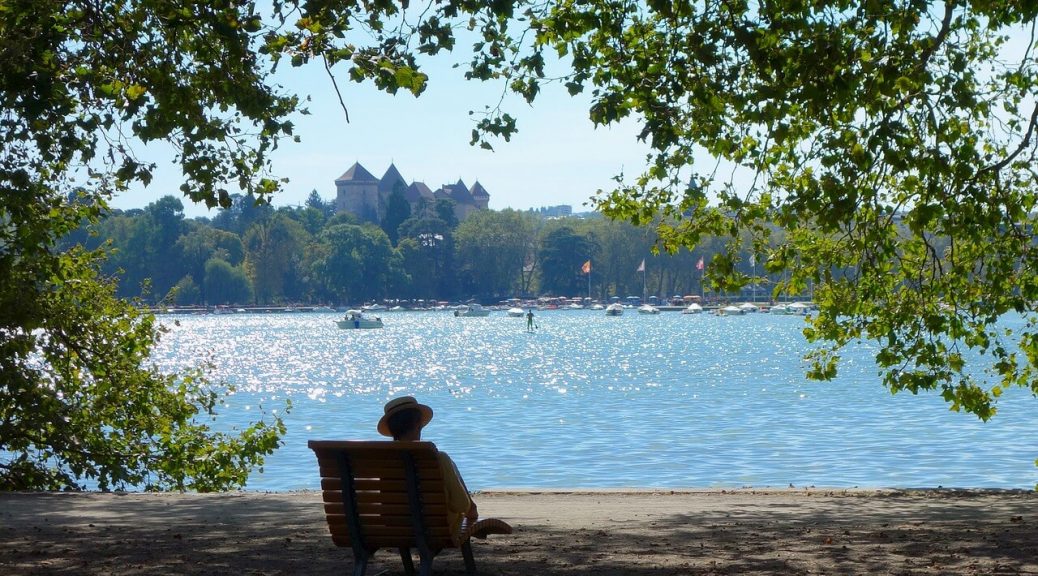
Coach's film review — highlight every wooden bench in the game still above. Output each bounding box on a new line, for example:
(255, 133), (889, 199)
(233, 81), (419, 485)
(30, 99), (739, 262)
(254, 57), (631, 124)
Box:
(309, 440), (511, 576)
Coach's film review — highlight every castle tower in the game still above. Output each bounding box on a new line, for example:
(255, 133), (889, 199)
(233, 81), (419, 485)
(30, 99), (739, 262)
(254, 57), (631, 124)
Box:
(378, 164), (408, 202)
(470, 181), (490, 210)
(334, 163), (380, 222)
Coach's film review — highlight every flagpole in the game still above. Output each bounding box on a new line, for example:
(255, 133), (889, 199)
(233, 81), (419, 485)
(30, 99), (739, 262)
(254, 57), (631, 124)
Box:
(751, 257), (756, 303)
(635, 265), (643, 303)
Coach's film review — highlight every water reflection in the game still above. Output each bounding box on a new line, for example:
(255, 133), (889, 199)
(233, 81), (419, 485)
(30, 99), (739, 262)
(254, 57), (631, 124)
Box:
(152, 311), (1038, 491)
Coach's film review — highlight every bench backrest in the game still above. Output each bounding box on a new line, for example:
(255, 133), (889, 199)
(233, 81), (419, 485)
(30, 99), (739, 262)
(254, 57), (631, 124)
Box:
(308, 440), (453, 552)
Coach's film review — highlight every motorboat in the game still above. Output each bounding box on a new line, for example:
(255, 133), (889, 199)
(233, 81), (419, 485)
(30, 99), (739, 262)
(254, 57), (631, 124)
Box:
(590, 303), (605, 310)
(717, 305), (746, 316)
(362, 303), (387, 311)
(788, 302), (813, 315)
(637, 304), (660, 314)
(506, 307), (525, 317)
(454, 303), (491, 317)
(737, 302), (760, 313)
(336, 310), (384, 329)
(605, 303), (624, 316)
(681, 303), (703, 314)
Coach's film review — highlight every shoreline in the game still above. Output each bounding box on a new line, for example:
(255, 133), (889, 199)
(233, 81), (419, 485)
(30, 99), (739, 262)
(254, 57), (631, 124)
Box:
(3, 488), (1035, 575)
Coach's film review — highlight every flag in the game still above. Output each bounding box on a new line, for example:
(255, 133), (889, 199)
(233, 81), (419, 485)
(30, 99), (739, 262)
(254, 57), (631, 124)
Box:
(581, 260), (591, 274)
(696, 257), (704, 271)
(636, 258), (645, 273)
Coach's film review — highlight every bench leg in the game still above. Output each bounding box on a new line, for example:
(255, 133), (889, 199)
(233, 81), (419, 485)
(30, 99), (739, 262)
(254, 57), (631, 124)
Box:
(352, 553), (368, 576)
(417, 554), (433, 576)
(399, 548), (416, 576)
(461, 540), (476, 576)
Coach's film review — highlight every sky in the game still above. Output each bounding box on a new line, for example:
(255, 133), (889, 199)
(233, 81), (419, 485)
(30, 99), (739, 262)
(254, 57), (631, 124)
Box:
(112, 42), (653, 219)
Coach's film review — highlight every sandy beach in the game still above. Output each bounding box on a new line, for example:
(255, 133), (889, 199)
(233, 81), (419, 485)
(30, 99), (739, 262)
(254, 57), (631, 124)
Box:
(2, 489), (1036, 575)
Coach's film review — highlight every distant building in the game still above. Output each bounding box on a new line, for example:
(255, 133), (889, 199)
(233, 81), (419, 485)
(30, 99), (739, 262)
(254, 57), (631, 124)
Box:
(528, 205), (573, 219)
(334, 163), (489, 223)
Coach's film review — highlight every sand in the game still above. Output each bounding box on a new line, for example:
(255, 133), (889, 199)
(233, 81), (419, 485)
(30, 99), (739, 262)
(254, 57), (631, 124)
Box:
(2, 488), (1036, 575)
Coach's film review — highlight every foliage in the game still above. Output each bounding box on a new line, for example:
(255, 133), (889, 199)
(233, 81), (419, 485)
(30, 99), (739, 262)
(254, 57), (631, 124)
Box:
(1, 0), (300, 490)
(243, 213), (311, 304)
(381, 186), (412, 246)
(538, 225), (594, 296)
(205, 258), (254, 306)
(454, 209), (537, 299)
(0, 196), (284, 490)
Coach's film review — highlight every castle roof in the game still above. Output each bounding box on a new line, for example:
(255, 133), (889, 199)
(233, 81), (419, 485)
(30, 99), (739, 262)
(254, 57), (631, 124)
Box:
(470, 181), (489, 198)
(378, 163), (407, 195)
(442, 179), (473, 204)
(405, 181), (434, 203)
(335, 162), (379, 184)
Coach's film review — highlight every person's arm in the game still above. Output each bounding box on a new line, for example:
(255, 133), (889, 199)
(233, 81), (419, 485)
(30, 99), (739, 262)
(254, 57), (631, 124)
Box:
(439, 452), (477, 521)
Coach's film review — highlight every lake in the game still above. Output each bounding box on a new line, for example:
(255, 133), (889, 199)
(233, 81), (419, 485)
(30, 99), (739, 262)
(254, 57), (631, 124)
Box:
(152, 309), (1038, 491)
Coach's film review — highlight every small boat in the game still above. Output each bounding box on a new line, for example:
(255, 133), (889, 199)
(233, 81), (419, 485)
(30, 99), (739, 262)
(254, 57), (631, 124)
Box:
(506, 307), (525, 317)
(312, 306), (336, 313)
(637, 304), (660, 314)
(362, 303), (387, 311)
(682, 303), (703, 314)
(590, 303), (605, 310)
(737, 302), (760, 313)
(454, 303), (491, 317)
(717, 305), (746, 316)
(788, 302), (812, 315)
(605, 303), (624, 316)
(336, 310), (384, 329)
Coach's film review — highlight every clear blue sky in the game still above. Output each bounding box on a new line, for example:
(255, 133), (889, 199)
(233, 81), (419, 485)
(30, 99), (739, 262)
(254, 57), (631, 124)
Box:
(113, 47), (651, 219)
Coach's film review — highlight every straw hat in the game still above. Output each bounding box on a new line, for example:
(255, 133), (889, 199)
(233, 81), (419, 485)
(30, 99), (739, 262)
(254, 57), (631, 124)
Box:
(377, 396), (434, 437)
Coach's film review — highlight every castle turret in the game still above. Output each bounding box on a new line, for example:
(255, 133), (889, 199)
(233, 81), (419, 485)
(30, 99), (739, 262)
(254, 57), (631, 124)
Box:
(334, 163), (380, 222)
(470, 181), (490, 210)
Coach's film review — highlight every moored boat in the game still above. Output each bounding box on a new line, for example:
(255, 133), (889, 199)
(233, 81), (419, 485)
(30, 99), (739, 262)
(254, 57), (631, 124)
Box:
(336, 310), (384, 329)
(682, 303), (703, 314)
(605, 303), (624, 316)
(454, 303), (491, 317)
(637, 304), (660, 314)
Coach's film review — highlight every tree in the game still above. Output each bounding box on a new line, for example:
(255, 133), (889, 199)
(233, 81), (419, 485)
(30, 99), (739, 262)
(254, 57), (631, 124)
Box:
(170, 275), (202, 306)
(314, 223), (406, 304)
(538, 225), (594, 296)
(175, 225), (246, 303)
(381, 186), (412, 246)
(455, 209), (536, 299)
(1, 0), (297, 489)
(205, 258), (254, 306)
(398, 216), (458, 300)
(242, 213), (310, 304)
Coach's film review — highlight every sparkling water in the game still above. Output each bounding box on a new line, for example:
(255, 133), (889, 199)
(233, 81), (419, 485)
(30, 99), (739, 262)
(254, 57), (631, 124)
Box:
(152, 310), (1038, 491)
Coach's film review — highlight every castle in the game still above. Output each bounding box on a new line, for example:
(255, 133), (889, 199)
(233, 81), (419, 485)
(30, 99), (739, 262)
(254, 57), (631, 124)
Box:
(333, 162), (489, 223)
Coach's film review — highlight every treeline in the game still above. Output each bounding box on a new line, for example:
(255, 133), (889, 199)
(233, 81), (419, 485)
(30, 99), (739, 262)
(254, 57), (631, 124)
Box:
(62, 191), (761, 307)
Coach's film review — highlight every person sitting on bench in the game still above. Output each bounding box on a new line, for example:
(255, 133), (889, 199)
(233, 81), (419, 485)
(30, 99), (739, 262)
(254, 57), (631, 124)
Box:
(377, 396), (477, 540)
